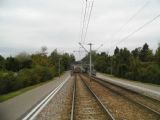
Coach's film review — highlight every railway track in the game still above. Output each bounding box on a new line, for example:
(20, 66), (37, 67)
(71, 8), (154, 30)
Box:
(23, 73), (160, 120)
(81, 74), (160, 120)
(91, 75), (160, 115)
(71, 74), (114, 120)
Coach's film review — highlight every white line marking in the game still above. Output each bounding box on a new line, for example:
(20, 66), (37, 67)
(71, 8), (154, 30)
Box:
(22, 76), (70, 120)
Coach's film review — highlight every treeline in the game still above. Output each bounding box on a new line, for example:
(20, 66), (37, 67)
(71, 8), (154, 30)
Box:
(82, 43), (160, 85)
(0, 47), (75, 94)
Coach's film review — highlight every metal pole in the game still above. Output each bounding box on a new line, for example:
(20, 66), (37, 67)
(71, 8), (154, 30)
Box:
(88, 43), (92, 82)
(78, 42), (93, 81)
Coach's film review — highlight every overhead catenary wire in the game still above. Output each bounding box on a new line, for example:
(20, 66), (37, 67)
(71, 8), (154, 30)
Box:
(80, 0), (88, 43)
(80, 0), (94, 44)
(109, 14), (160, 52)
(79, 0), (85, 42)
(112, 1), (149, 38)
(95, 44), (103, 52)
(109, 1), (150, 50)
(82, 0), (94, 43)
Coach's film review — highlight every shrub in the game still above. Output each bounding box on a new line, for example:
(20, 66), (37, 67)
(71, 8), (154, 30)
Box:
(135, 64), (160, 84)
(0, 65), (58, 95)
(145, 64), (160, 84)
(16, 69), (40, 87)
(0, 72), (16, 94)
(125, 72), (134, 80)
(33, 66), (53, 82)
(16, 66), (57, 88)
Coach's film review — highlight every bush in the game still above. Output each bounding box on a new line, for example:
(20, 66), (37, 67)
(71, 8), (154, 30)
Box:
(5, 57), (20, 72)
(32, 66), (54, 82)
(16, 66), (57, 87)
(117, 64), (128, 77)
(0, 66), (58, 95)
(16, 69), (40, 87)
(134, 64), (160, 84)
(145, 64), (160, 84)
(125, 72), (135, 80)
(0, 72), (16, 94)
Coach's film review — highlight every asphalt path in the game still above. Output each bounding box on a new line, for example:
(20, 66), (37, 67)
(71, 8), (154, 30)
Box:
(0, 71), (70, 120)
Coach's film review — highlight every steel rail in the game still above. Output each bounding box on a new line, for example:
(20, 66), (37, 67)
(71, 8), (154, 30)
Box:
(91, 76), (160, 116)
(79, 74), (115, 120)
(70, 75), (76, 120)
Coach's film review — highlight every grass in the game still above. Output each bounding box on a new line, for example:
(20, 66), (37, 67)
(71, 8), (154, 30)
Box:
(0, 78), (55, 103)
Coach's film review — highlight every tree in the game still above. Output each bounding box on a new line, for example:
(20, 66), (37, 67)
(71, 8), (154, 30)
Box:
(155, 43), (160, 64)
(40, 46), (48, 56)
(61, 53), (75, 70)
(0, 55), (4, 61)
(114, 46), (119, 55)
(0, 55), (5, 70)
(5, 57), (20, 72)
(95, 55), (108, 73)
(112, 48), (131, 76)
(16, 52), (32, 69)
(49, 49), (60, 67)
(119, 48), (131, 64)
(49, 50), (75, 72)
(31, 53), (49, 66)
(140, 43), (153, 62)
(31, 47), (50, 66)
(132, 47), (141, 58)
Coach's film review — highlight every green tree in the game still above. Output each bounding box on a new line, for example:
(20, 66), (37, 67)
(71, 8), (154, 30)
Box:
(132, 47), (141, 58)
(0, 55), (5, 70)
(155, 43), (160, 64)
(49, 49), (60, 67)
(31, 53), (49, 66)
(140, 43), (153, 62)
(95, 55), (107, 73)
(5, 57), (20, 72)
(16, 52), (32, 69)
(114, 46), (119, 55)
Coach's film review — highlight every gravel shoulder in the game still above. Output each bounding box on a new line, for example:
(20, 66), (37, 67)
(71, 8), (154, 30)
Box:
(36, 75), (74, 120)
(0, 71), (70, 120)
(97, 73), (160, 101)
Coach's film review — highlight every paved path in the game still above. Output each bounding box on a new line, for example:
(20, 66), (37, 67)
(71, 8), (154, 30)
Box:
(0, 71), (70, 120)
(97, 73), (160, 101)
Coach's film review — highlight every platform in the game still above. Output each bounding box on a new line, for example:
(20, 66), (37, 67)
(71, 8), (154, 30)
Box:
(97, 73), (160, 101)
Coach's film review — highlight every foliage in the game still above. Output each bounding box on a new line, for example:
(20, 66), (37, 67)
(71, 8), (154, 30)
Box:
(49, 49), (75, 72)
(0, 55), (5, 70)
(155, 43), (160, 64)
(0, 47), (75, 95)
(82, 43), (160, 85)
(16, 52), (32, 69)
(0, 72), (16, 94)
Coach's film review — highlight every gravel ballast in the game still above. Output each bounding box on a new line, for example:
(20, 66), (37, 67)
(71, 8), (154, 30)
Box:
(82, 75), (160, 120)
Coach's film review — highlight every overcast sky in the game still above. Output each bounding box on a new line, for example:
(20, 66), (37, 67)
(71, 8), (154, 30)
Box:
(0, 0), (160, 60)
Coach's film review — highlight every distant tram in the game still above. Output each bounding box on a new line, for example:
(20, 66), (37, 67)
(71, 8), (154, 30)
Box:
(71, 64), (96, 76)
(73, 66), (81, 73)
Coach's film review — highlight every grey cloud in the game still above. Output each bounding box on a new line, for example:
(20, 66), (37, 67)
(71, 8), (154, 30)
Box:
(0, 0), (160, 60)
